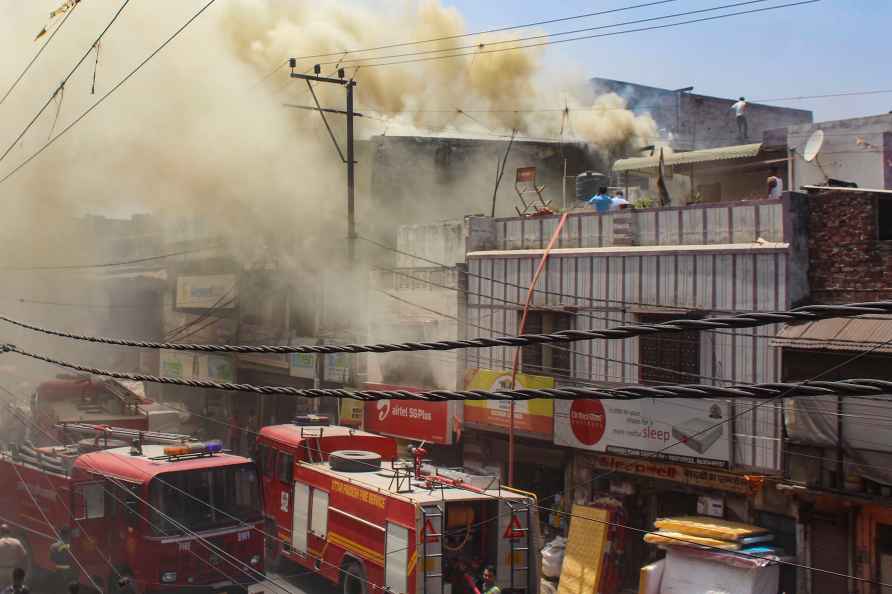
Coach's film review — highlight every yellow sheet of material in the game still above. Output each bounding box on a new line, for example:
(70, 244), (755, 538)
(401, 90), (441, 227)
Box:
(556, 505), (609, 594)
(653, 516), (768, 541)
(643, 530), (742, 550)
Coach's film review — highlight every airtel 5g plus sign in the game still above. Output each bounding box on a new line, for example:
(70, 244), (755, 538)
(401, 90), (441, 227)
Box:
(569, 399), (606, 446)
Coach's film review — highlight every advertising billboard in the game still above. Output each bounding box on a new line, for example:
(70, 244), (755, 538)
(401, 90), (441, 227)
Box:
(554, 398), (731, 467)
(363, 384), (453, 444)
(463, 369), (555, 438)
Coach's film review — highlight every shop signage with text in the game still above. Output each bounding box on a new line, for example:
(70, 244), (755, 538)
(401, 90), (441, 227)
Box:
(585, 453), (753, 494)
(463, 369), (554, 438)
(555, 397), (731, 466)
(363, 384), (452, 444)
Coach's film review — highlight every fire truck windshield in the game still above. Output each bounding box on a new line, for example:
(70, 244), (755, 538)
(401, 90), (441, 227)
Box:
(148, 464), (260, 535)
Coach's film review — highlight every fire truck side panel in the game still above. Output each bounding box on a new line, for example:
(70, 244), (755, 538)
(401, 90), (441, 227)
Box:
(0, 458), (70, 572)
(288, 464), (418, 594)
(256, 425), (398, 562)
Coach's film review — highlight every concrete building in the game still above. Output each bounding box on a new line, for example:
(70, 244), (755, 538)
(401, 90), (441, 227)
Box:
(592, 78), (813, 150)
(787, 113), (892, 190)
(366, 135), (607, 241)
(770, 187), (892, 594)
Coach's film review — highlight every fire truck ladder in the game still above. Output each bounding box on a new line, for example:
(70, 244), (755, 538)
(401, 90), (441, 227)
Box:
(420, 505), (445, 594)
(57, 423), (196, 444)
(507, 501), (531, 591)
(299, 427), (325, 462)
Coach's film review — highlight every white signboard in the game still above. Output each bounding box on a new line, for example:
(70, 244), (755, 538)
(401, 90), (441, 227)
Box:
(176, 274), (237, 309)
(288, 338), (350, 385)
(554, 398), (731, 467)
(160, 351), (234, 382)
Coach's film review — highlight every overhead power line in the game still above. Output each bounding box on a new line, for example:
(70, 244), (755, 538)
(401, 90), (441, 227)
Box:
(312, 0), (779, 68)
(0, 301), (886, 354)
(0, 0), (133, 167)
(0, 243), (223, 271)
(288, 0), (684, 62)
(360, 88), (892, 115)
(336, 1), (820, 70)
(0, 4), (79, 108)
(0, 0), (220, 189)
(3, 341), (891, 402)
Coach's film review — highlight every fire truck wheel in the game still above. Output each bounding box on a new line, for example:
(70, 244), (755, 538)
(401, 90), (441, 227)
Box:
(329, 450), (382, 473)
(340, 560), (366, 594)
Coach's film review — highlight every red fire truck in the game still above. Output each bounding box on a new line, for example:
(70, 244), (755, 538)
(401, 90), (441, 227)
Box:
(0, 424), (265, 594)
(31, 375), (149, 444)
(256, 417), (540, 594)
(255, 417), (397, 566)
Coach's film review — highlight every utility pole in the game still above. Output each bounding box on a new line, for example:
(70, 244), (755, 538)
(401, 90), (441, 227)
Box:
(288, 60), (357, 261)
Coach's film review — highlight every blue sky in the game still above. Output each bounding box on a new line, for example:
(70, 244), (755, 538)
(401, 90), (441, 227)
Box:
(445, 0), (891, 122)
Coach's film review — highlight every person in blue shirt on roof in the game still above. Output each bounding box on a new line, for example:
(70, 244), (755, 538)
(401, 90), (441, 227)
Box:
(587, 186), (612, 213)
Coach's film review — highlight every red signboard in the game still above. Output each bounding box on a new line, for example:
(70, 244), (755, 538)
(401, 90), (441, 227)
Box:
(363, 384), (452, 444)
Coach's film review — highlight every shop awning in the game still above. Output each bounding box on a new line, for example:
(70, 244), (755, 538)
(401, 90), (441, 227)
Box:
(770, 315), (892, 354)
(613, 142), (763, 172)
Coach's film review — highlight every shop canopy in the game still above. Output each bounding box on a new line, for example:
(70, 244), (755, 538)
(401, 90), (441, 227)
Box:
(613, 143), (764, 173)
(770, 315), (892, 354)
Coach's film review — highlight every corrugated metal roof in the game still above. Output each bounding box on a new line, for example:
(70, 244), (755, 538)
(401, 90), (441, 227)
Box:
(613, 143), (763, 172)
(770, 315), (892, 353)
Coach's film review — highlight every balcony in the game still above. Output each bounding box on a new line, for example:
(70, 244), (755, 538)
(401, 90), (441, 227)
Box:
(481, 197), (792, 252)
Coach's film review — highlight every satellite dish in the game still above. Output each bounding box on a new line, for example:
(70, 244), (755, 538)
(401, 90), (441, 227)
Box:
(803, 129), (825, 162)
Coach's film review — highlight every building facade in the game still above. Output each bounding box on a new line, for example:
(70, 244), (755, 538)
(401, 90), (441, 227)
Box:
(592, 77), (813, 150)
(771, 188), (892, 594)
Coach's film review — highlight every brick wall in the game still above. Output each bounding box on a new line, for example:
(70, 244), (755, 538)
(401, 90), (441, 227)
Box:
(807, 190), (892, 303)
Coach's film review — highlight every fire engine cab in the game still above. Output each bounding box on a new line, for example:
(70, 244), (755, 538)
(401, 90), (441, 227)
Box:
(257, 417), (540, 594)
(0, 424), (265, 594)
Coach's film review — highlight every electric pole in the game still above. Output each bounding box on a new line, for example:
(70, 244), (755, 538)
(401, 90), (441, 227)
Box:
(288, 60), (357, 261)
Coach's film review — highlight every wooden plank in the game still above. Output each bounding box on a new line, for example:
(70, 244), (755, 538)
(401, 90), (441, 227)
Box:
(557, 505), (610, 594)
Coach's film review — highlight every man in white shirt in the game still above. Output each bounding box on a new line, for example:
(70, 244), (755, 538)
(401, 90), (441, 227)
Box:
(767, 168), (783, 199)
(729, 97), (748, 141)
(609, 190), (630, 211)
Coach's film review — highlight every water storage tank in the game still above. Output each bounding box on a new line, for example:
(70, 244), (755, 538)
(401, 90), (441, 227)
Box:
(575, 171), (607, 201)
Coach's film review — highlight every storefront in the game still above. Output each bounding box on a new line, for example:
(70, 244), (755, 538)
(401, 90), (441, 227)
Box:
(459, 369), (568, 509)
(159, 351), (236, 441)
(570, 451), (760, 590)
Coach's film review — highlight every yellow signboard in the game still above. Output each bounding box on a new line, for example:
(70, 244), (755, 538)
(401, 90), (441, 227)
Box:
(339, 399), (363, 427)
(463, 369), (554, 436)
(557, 505), (609, 594)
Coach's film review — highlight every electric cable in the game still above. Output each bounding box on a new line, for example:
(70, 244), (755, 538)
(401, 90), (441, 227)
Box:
(0, 0), (220, 188)
(332, 1), (819, 71)
(5, 340), (892, 403)
(9, 462), (104, 592)
(311, 0), (780, 68)
(0, 395), (293, 593)
(288, 0), (684, 62)
(0, 301), (886, 355)
(0, 4), (79, 108)
(0, 243), (223, 271)
(374, 263), (886, 349)
(0, 0), (133, 167)
(361, 90), (892, 115)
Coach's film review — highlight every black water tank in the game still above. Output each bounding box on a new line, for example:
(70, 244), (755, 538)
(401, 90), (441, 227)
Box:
(575, 171), (607, 201)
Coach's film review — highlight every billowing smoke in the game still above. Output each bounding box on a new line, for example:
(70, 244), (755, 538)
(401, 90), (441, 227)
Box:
(0, 0), (656, 398)
(0, 0), (655, 265)
(223, 0), (656, 150)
